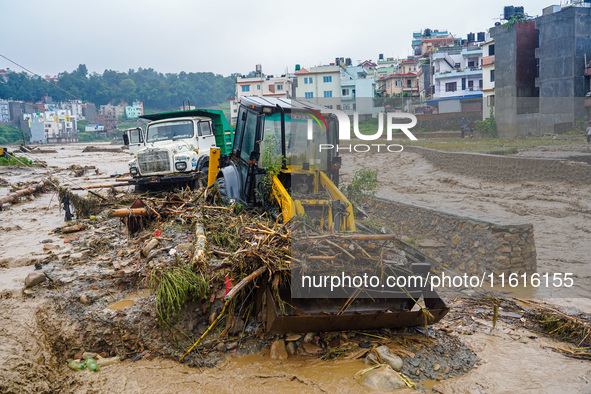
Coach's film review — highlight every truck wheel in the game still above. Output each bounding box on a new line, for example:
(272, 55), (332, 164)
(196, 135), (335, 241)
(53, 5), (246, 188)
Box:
(195, 157), (209, 189)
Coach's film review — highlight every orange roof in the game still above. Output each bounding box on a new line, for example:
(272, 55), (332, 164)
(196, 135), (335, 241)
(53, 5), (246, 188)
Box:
(294, 68), (310, 75)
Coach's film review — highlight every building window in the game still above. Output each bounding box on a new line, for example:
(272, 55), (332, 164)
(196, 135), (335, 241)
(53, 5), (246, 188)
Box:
(488, 44), (495, 56)
(468, 80), (474, 90)
(325, 105), (333, 109)
(342, 88), (349, 96)
(479, 79), (483, 89)
(342, 104), (350, 110)
(309, 77), (313, 83)
(487, 95), (495, 107)
(305, 92), (314, 98)
(323, 91), (333, 98)
(241, 85), (250, 92)
(257, 85), (261, 90)
(445, 82), (457, 92)
(407, 79), (412, 88)
(304, 77), (309, 84)
(323, 76), (332, 83)
(276, 84), (283, 91)
(490, 70), (495, 82)
(468, 61), (475, 68)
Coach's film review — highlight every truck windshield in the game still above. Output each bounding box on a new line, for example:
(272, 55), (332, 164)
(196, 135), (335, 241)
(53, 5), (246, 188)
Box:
(146, 120), (194, 142)
(261, 111), (329, 171)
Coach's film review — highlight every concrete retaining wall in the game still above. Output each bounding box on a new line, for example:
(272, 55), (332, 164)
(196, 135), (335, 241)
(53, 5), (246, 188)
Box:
(369, 197), (537, 275)
(416, 112), (482, 131)
(405, 146), (591, 183)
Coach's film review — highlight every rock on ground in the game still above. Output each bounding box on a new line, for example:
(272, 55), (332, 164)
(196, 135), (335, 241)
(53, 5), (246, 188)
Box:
(24, 272), (46, 288)
(377, 345), (403, 371)
(357, 365), (406, 391)
(270, 339), (288, 360)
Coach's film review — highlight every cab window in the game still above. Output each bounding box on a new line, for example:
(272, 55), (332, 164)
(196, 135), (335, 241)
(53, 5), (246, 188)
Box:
(198, 121), (212, 136)
(239, 110), (258, 163)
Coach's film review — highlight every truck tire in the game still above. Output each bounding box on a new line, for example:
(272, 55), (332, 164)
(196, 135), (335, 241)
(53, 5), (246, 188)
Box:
(194, 157), (209, 190)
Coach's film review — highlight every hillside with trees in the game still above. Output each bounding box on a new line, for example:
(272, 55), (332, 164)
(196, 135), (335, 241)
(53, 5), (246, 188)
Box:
(0, 64), (237, 111)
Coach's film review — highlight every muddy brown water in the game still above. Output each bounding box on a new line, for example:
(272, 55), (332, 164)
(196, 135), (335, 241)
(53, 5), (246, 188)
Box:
(1, 142), (590, 393)
(342, 147), (591, 304)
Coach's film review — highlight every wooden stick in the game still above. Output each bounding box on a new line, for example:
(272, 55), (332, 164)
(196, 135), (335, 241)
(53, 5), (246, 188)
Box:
(307, 255), (338, 261)
(180, 301), (229, 362)
(72, 183), (129, 190)
(108, 207), (149, 217)
(325, 239), (356, 260)
(202, 205), (232, 211)
(224, 266), (266, 302)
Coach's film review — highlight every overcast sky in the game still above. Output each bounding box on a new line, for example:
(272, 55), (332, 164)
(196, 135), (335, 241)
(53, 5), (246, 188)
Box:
(1, 0), (552, 78)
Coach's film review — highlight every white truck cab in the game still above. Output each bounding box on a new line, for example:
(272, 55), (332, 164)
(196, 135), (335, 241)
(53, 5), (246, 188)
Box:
(125, 116), (217, 188)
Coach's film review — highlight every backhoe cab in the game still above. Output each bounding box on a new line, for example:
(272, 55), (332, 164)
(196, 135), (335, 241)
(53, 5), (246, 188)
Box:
(211, 96), (355, 231)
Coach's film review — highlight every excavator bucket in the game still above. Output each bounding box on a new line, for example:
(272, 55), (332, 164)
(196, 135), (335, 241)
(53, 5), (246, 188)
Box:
(259, 233), (450, 334)
(262, 287), (449, 334)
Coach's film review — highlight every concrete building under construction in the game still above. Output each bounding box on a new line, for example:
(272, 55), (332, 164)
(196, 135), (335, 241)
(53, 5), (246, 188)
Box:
(493, 4), (591, 137)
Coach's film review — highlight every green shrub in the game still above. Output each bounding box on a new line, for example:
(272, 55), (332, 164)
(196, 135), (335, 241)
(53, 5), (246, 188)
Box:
(474, 108), (497, 138)
(343, 167), (378, 204)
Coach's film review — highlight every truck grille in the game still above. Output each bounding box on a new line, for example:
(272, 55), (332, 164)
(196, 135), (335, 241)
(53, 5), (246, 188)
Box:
(137, 150), (170, 174)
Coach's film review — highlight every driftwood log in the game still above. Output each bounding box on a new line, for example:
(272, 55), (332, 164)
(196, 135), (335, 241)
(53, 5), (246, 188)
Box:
(72, 183), (129, 190)
(0, 178), (50, 209)
(108, 207), (149, 217)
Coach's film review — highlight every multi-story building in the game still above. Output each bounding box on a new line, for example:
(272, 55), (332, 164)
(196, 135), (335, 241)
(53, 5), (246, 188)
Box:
(26, 109), (78, 143)
(294, 64), (341, 104)
(82, 102), (97, 121)
(99, 103), (125, 119)
(125, 100), (144, 118)
(0, 100), (10, 122)
(481, 36), (496, 119)
(339, 65), (375, 115)
(376, 56), (426, 107)
(295, 62), (376, 116)
(230, 65), (292, 124)
(63, 100), (84, 119)
(428, 44), (483, 113)
(536, 4), (591, 133)
(412, 29), (455, 56)
(492, 4), (591, 137)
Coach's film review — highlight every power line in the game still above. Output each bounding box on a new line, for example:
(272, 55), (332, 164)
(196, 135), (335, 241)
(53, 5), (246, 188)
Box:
(0, 52), (84, 101)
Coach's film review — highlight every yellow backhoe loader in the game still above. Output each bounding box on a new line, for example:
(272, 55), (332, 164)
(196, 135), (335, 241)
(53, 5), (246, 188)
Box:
(208, 96), (448, 333)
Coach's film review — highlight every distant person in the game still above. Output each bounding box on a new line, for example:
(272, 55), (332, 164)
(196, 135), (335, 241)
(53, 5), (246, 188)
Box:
(587, 124), (591, 144)
(467, 120), (474, 137)
(460, 118), (466, 138)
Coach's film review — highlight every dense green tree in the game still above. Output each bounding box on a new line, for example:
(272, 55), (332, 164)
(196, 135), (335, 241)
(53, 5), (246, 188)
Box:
(0, 64), (236, 111)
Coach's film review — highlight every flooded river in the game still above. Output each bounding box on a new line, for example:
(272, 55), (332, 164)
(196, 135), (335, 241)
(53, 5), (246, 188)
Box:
(1, 142), (590, 393)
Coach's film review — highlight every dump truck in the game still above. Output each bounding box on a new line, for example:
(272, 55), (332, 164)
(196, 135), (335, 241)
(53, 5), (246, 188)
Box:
(123, 109), (234, 190)
(209, 96), (449, 333)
